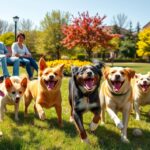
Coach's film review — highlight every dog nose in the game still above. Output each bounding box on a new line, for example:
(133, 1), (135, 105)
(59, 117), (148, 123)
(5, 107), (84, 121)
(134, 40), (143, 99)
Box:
(115, 74), (120, 80)
(87, 71), (92, 77)
(49, 75), (54, 80)
(143, 81), (147, 84)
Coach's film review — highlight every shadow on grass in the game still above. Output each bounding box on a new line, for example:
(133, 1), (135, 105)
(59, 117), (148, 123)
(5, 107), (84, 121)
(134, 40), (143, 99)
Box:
(5, 111), (77, 138)
(3, 111), (150, 150)
(0, 133), (62, 150)
(140, 110), (150, 122)
(86, 124), (150, 150)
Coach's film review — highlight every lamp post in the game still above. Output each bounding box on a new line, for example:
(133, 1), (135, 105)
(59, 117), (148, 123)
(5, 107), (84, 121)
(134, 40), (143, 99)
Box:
(13, 16), (19, 41)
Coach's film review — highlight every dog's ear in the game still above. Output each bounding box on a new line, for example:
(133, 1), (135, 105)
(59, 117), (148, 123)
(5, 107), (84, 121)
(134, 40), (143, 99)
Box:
(103, 67), (110, 79)
(71, 66), (79, 76)
(21, 77), (28, 89)
(39, 57), (47, 71)
(93, 60), (105, 70)
(55, 64), (65, 76)
(134, 73), (140, 78)
(93, 61), (105, 76)
(56, 64), (65, 73)
(125, 68), (135, 79)
(5, 77), (13, 89)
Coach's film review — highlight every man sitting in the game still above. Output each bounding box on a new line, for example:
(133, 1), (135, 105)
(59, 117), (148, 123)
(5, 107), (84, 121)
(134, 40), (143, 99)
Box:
(0, 42), (20, 80)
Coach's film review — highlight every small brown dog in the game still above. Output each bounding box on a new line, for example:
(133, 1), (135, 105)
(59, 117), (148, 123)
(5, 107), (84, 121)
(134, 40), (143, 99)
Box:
(100, 67), (135, 143)
(0, 76), (27, 121)
(24, 58), (64, 126)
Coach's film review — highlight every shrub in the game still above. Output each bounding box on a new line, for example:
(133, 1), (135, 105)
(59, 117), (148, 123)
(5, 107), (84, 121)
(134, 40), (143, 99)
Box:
(47, 59), (92, 76)
(77, 54), (86, 61)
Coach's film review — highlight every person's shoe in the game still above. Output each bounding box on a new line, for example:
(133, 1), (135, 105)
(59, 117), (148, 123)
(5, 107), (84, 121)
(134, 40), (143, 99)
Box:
(29, 77), (34, 80)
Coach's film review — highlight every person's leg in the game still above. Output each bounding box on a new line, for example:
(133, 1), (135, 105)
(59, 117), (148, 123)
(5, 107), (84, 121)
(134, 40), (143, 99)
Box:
(7, 57), (20, 76)
(20, 58), (33, 78)
(0, 57), (9, 78)
(27, 57), (38, 72)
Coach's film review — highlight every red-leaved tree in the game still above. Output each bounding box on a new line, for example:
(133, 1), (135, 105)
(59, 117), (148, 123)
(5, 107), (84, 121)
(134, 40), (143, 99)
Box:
(61, 11), (116, 60)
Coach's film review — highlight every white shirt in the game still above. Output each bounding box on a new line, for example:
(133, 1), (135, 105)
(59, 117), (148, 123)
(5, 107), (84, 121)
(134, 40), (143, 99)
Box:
(11, 42), (31, 57)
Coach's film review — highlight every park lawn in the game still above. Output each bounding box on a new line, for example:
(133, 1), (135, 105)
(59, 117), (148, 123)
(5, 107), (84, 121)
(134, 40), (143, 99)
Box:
(0, 63), (150, 150)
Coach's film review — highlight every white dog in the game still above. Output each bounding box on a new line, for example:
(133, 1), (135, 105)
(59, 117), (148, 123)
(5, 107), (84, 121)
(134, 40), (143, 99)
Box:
(0, 76), (27, 121)
(132, 72), (150, 120)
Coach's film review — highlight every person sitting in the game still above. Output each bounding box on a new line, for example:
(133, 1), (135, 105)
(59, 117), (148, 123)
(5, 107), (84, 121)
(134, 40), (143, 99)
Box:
(11, 33), (38, 80)
(0, 41), (20, 79)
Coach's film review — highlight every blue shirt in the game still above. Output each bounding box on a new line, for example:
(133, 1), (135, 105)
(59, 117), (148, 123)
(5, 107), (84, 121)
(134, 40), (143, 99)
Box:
(0, 42), (8, 54)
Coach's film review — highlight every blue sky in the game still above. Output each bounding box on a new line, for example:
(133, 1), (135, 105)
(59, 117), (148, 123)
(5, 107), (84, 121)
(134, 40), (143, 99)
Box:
(0, 0), (150, 29)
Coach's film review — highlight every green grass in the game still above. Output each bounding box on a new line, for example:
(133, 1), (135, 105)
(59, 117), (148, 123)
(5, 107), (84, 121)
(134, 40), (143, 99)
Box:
(0, 63), (150, 150)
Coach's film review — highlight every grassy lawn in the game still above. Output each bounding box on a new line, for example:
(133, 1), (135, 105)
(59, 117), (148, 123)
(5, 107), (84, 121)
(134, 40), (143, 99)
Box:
(0, 63), (150, 150)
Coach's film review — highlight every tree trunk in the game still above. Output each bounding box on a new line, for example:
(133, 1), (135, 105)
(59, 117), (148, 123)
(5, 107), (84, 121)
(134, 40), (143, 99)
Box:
(86, 49), (92, 61)
(56, 47), (60, 60)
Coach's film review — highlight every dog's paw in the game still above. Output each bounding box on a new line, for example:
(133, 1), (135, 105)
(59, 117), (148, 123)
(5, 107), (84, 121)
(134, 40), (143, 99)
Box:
(135, 117), (140, 121)
(81, 137), (90, 144)
(101, 121), (105, 126)
(69, 116), (74, 122)
(39, 111), (46, 120)
(121, 136), (129, 144)
(116, 121), (124, 129)
(90, 121), (99, 131)
(135, 115), (140, 121)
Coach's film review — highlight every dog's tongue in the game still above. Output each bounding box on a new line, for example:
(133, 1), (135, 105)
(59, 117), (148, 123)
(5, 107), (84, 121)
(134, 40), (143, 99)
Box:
(113, 81), (122, 92)
(141, 84), (149, 92)
(48, 81), (55, 89)
(85, 79), (94, 90)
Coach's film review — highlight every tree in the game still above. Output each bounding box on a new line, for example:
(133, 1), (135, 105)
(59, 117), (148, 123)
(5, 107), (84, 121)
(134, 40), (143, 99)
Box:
(40, 10), (70, 59)
(19, 19), (34, 31)
(112, 13), (128, 29)
(0, 19), (13, 34)
(136, 22), (140, 34)
(137, 28), (150, 59)
(0, 32), (14, 46)
(61, 11), (115, 60)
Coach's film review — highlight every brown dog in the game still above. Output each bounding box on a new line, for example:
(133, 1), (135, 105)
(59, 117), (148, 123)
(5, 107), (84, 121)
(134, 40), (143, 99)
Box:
(24, 58), (64, 126)
(100, 67), (135, 143)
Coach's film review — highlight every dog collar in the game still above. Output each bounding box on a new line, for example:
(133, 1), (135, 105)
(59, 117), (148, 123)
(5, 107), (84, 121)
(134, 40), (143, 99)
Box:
(110, 90), (129, 96)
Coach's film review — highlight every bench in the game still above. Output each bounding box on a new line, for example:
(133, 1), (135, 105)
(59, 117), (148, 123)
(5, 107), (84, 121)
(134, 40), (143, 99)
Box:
(5, 46), (35, 73)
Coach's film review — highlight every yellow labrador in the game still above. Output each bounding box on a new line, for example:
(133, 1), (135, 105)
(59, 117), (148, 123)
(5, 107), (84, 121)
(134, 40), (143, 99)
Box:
(100, 67), (135, 143)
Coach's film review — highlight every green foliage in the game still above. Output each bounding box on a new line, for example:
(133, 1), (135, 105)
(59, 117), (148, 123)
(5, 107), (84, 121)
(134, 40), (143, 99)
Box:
(40, 10), (70, 59)
(137, 28), (150, 57)
(77, 53), (86, 61)
(0, 32), (14, 46)
(120, 38), (136, 58)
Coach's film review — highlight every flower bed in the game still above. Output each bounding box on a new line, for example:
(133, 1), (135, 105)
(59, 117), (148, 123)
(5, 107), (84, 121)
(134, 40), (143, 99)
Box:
(47, 59), (92, 76)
